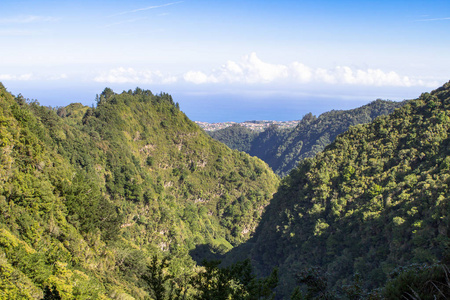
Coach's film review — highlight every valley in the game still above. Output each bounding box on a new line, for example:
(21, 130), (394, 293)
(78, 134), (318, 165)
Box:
(206, 99), (406, 177)
(2, 1), (449, 299)
(1, 82), (450, 299)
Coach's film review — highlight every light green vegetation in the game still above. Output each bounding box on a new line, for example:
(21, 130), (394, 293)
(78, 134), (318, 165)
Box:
(227, 82), (450, 299)
(0, 84), (279, 299)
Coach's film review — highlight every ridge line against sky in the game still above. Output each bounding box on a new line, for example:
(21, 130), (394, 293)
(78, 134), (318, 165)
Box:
(0, 0), (449, 121)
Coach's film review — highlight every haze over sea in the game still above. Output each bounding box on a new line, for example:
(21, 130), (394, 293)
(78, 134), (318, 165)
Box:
(5, 82), (430, 123)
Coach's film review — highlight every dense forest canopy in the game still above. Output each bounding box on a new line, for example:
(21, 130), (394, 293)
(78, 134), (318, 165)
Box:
(209, 99), (405, 177)
(226, 81), (450, 298)
(1, 80), (450, 299)
(0, 83), (279, 299)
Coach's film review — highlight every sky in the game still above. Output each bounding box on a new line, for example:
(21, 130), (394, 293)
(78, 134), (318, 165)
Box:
(1, 0), (450, 122)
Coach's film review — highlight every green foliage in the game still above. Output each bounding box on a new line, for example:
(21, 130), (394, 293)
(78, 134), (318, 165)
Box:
(42, 285), (62, 300)
(384, 263), (450, 299)
(291, 267), (337, 300)
(191, 259), (278, 300)
(210, 99), (405, 177)
(141, 255), (175, 300)
(208, 124), (258, 153)
(62, 171), (122, 240)
(228, 81), (450, 298)
(4, 78), (447, 299)
(0, 83), (279, 299)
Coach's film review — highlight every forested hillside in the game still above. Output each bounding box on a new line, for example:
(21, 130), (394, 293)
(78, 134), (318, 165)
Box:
(2, 80), (449, 299)
(208, 124), (258, 153)
(0, 84), (279, 299)
(227, 82), (450, 298)
(209, 100), (405, 177)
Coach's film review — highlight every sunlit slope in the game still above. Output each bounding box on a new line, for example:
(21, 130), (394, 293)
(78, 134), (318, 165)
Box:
(0, 84), (279, 299)
(232, 82), (450, 296)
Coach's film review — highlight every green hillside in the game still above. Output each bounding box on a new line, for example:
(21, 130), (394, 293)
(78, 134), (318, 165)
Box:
(0, 84), (279, 299)
(227, 82), (450, 298)
(209, 100), (405, 177)
(208, 124), (258, 153)
(3, 80), (449, 299)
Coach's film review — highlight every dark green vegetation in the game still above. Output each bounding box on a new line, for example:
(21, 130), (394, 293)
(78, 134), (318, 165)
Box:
(226, 82), (450, 298)
(209, 100), (405, 177)
(2, 80), (450, 300)
(0, 83), (279, 299)
(208, 124), (258, 153)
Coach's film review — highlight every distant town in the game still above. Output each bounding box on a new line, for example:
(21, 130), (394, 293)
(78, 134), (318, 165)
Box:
(195, 120), (301, 132)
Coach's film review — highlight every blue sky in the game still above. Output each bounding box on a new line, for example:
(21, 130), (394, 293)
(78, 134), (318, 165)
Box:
(1, 0), (449, 122)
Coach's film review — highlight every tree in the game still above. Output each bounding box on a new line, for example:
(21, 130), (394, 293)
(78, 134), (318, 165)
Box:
(42, 285), (62, 300)
(191, 259), (278, 300)
(142, 255), (175, 300)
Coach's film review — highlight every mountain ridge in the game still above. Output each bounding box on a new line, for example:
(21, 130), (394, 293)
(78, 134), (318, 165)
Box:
(0, 84), (279, 299)
(2, 81), (450, 299)
(208, 99), (406, 176)
(225, 82), (450, 298)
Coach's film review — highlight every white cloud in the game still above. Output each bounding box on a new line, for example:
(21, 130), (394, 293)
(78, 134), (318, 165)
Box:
(290, 62), (312, 82)
(0, 73), (69, 81)
(92, 53), (439, 88)
(416, 16), (450, 22)
(238, 52), (289, 83)
(313, 66), (436, 87)
(183, 53), (438, 88)
(315, 68), (337, 84)
(183, 71), (217, 84)
(0, 29), (34, 36)
(110, 1), (183, 17)
(0, 15), (59, 24)
(48, 74), (68, 80)
(0, 73), (33, 81)
(94, 67), (177, 84)
(184, 52), (289, 84)
(0, 15), (59, 36)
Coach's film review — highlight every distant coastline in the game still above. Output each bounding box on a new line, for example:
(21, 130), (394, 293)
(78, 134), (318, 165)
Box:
(195, 119), (301, 132)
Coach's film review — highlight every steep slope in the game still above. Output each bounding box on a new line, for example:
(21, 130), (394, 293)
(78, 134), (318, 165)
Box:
(0, 84), (279, 299)
(228, 82), (450, 297)
(208, 123), (258, 153)
(0, 85), (114, 299)
(209, 100), (405, 177)
(66, 88), (279, 248)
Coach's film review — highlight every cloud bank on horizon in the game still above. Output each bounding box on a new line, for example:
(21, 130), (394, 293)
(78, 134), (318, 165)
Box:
(93, 53), (438, 88)
(7, 51), (437, 90)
